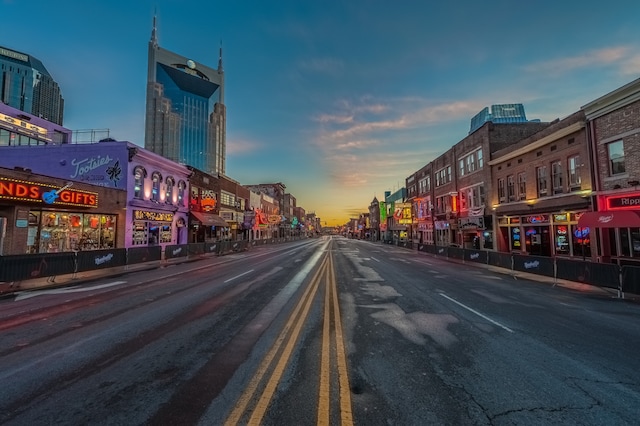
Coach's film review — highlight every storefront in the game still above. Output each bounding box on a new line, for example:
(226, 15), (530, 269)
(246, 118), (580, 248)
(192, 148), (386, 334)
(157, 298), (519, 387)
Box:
(458, 216), (486, 249)
(0, 169), (126, 255)
(498, 211), (589, 257)
(578, 193), (640, 265)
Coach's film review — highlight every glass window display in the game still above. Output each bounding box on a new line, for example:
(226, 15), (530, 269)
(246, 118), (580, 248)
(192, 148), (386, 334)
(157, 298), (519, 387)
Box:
(26, 211), (117, 253)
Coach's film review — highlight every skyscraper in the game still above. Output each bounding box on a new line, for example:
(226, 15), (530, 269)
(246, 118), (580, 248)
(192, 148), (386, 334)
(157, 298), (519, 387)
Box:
(0, 45), (65, 125)
(144, 17), (226, 175)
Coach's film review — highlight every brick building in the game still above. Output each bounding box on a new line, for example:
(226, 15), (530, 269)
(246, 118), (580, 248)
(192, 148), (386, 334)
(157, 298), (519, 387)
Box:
(489, 111), (591, 257)
(580, 77), (640, 265)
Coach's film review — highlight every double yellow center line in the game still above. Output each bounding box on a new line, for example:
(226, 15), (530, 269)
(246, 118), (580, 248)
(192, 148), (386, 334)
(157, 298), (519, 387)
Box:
(224, 251), (353, 425)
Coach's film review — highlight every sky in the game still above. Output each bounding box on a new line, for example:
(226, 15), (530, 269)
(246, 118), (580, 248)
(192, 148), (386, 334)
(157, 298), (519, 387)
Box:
(3, 1), (640, 227)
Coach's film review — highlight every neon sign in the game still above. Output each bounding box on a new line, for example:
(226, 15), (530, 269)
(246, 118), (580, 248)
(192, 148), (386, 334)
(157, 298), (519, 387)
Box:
(607, 194), (640, 210)
(0, 176), (98, 207)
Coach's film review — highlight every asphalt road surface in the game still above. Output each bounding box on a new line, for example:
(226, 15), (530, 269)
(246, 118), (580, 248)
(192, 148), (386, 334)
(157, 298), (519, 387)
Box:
(1, 236), (638, 425)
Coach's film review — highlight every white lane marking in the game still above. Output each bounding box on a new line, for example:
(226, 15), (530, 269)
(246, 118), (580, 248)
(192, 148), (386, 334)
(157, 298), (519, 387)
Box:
(370, 257), (380, 262)
(15, 281), (128, 301)
(439, 293), (514, 333)
(224, 269), (254, 283)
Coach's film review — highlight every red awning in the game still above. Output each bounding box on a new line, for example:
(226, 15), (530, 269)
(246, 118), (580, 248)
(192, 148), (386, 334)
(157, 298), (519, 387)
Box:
(577, 210), (640, 228)
(190, 211), (228, 227)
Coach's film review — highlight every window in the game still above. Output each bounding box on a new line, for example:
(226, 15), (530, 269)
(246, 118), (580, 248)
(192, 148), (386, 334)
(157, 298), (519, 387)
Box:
(518, 172), (526, 200)
(133, 166), (146, 199)
(151, 172), (162, 202)
(418, 177), (430, 194)
(608, 140), (625, 175)
(537, 166), (548, 197)
(462, 184), (485, 209)
(177, 180), (186, 206)
(568, 155), (581, 189)
(459, 149), (483, 175)
(507, 175), (515, 202)
(552, 161), (563, 194)
(165, 177), (175, 204)
(436, 167), (451, 187)
(498, 178), (506, 202)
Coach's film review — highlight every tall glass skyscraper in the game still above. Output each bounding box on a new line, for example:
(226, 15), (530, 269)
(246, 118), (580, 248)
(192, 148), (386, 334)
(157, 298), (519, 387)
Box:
(0, 45), (65, 125)
(144, 17), (226, 175)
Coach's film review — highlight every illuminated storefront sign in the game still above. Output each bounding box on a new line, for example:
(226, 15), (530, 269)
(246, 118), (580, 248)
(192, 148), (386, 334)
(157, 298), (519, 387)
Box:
(607, 194), (640, 210)
(524, 215), (549, 223)
(0, 176), (98, 208)
(0, 113), (50, 140)
(133, 210), (174, 222)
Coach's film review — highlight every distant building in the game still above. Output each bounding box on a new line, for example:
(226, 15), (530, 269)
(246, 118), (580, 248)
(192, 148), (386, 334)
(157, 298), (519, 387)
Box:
(469, 104), (536, 134)
(0, 45), (65, 125)
(144, 17), (226, 175)
(0, 102), (71, 145)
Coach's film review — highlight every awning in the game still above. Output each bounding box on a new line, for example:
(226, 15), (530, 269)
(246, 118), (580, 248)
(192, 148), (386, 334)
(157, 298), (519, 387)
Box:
(577, 210), (640, 228)
(190, 211), (228, 227)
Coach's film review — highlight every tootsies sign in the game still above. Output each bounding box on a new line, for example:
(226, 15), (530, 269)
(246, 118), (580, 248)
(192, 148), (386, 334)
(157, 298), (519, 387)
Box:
(0, 176), (98, 208)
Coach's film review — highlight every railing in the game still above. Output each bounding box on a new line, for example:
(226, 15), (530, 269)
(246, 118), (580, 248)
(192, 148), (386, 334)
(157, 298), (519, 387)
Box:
(408, 242), (637, 297)
(0, 239), (283, 284)
(0, 237), (313, 285)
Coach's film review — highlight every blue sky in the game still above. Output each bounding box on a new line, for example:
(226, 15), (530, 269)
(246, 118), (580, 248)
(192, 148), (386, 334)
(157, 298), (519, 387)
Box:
(3, 1), (640, 226)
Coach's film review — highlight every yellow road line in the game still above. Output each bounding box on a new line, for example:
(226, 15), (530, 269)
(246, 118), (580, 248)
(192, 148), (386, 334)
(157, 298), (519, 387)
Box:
(224, 255), (328, 426)
(317, 262), (331, 426)
(247, 261), (323, 425)
(330, 252), (354, 425)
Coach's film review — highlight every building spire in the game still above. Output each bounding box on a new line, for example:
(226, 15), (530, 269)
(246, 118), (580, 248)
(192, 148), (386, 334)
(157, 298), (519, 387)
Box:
(217, 40), (223, 73)
(151, 12), (158, 47)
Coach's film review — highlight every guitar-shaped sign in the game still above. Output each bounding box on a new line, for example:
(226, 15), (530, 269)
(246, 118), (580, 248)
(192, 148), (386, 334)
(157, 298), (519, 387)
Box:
(42, 182), (73, 204)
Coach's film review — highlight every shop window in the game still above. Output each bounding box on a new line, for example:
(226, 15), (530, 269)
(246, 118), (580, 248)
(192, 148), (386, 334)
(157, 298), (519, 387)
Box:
(511, 227), (522, 251)
(607, 140), (625, 175)
(554, 225), (570, 255)
(632, 228), (640, 257)
(621, 228), (631, 257)
(31, 212), (116, 253)
(571, 225), (591, 258)
(608, 228), (618, 257)
(151, 172), (162, 202)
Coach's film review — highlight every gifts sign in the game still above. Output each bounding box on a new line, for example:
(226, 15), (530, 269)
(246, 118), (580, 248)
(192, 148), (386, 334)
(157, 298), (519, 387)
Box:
(42, 182), (73, 204)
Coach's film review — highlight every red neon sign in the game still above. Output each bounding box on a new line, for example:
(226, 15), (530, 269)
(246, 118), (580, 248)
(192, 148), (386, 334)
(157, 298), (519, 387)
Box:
(0, 177), (98, 208)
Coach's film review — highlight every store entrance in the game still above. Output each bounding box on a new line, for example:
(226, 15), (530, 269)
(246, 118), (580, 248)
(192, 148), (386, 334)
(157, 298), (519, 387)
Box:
(524, 226), (551, 256)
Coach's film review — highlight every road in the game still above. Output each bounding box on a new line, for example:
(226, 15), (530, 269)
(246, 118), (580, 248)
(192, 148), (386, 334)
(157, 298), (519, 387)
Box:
(0, 236), (639, 425)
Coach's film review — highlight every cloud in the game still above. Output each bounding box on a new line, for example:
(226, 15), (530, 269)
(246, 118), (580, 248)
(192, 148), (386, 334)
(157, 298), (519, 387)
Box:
(522, 46), (630, 75)
(315, 113), (354, 124)
(620, 54), (640, 76)
(226, 137), (262, 155)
